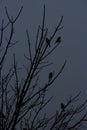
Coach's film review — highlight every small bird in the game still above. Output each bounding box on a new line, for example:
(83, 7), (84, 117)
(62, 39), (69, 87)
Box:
(61, 103), (65, 112)
(48, 72), (53, 82)
(46, 37), (50, 47)
(55, 36), (61, 44)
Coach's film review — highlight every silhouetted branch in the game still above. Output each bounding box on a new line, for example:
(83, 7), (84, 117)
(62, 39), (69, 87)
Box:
(5, 6), (23, 24)
(26, 30), (32, 64)
(0, 3), (87, 130)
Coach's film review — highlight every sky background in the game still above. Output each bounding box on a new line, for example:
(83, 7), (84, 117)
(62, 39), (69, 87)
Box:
(0, 0), (87, 114)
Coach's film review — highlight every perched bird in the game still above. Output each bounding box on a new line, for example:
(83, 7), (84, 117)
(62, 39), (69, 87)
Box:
(48, 72), (53, 82)
(55, 36), (61, 44)
(61, 103), (65, 112)
(46, 37), (50, 47)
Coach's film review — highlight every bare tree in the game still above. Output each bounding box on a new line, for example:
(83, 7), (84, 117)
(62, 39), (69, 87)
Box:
(0, 4), (87, 130)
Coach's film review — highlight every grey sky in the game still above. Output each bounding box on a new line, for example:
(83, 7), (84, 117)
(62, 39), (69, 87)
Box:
(0, 0), (87, 113)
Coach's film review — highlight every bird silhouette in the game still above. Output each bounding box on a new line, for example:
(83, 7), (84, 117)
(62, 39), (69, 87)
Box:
(46, 37), (50, 47)
(55, 36), (61, 44)
(48, 72), (53, 82)
(61, 103), (65, 112)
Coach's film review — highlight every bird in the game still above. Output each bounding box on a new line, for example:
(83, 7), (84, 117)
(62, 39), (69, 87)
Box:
(48, 72), (53, 82)
(61, 103), (65, 112)
(46, 37), (51, 47)
(55, 36), (61, 44)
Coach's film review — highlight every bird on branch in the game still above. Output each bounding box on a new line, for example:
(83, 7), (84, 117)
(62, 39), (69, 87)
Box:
(55, 36), (61, 44)
(61, 103), (65, 112)
(48, 71), (54, 82)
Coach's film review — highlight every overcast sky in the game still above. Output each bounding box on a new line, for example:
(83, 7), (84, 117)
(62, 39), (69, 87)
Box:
(0, 0), (87, 114)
